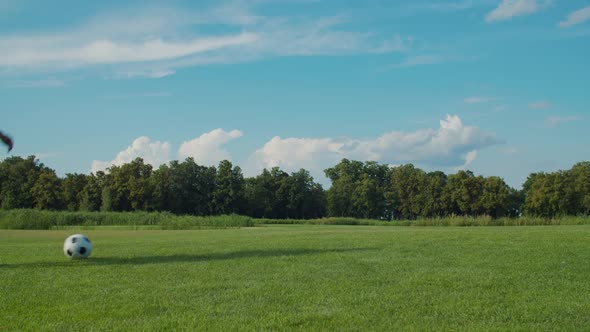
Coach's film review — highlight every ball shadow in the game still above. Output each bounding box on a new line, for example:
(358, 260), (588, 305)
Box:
(1, 247), (377, 269)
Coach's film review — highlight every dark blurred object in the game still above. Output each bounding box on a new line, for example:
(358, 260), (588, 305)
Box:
(0, 131), (13, 152)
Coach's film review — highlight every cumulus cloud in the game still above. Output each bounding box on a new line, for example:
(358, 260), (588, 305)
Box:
(251, 115), (501, 179)
(559, 6), (590, 28)
(89, 118), (501, 181)
(91, 136), (171, 173)
(178, 129), (243, 166)
(248, 137), (347, 177)
(455, 150), (478, 171)
(485, 0), (548, 23)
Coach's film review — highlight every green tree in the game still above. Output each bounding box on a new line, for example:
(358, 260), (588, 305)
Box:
(168, 158), (216, 215)
(524, 173), (559, 217)
(213, 160), (245, 215)
(524, 170), (577, 217)
(102, 158), (153, 211)
(100, 186), (113, 212)
(269, 167), (290, 218)
(243, 167), (290, 218)
(243, 175), (267, 218)
(80, 172), (103, 211)
(127, 160), (154, 211)
(356, 162), (388, 219)
(31, 169), (63, 210)
(446, 170), (484, 216)
(308, 182), (327, 219)
(385, 164), (427, 219)
(0, 156), (46, 209)
(479, 176), (512, 218)
(570, 162), (590, 215)
(422, 171), (448, 218)
(284, 169), (324, 219)
(244, 169), (273, 218)
(325, 159), (364, 217)
(149, 164), (172, 212)
(62, 173), (88, 211)
(351, 174), (379, 219)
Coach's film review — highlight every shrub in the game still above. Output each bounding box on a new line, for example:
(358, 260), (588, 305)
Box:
(0, 209), (254, 230)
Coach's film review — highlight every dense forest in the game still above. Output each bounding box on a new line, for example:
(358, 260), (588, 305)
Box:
(0, 156), (588, 219)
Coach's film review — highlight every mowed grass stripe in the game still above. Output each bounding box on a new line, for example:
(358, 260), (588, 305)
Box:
(1, 225), (589, 331)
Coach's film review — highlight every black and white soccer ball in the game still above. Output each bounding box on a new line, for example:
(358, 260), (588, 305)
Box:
(63, 234), (93, 259)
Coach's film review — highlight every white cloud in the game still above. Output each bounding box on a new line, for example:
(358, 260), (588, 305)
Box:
(90, 160), (111, 174)
(90, 129), (244, 173)
(178, 129), (243, 166)
(485, 0), (548, 23)
(464, 96), (496, 103)
(109, 69), (176, 79)
(251, 115), (501, 180)
(0, 3), (411, 77)
(251, 17), (410, 57)
(0, 33), (258, 67)
(559, 6), (590, 28)
(0, 3), (260, 71)
(545, 115), (580, 128)
(529, 101), (551, 109)
(455, 150), (478, 171)
(91, 136), (171, 173)
(248, 136), (347, 177)
(465, 150), (478, 165)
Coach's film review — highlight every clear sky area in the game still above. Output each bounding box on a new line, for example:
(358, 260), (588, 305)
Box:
(1, 0), (588, 188)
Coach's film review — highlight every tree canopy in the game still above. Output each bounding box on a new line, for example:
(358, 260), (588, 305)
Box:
(1, 155), (588, 219)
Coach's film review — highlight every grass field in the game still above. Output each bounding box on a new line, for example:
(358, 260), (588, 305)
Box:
(1, 225), (590, 330)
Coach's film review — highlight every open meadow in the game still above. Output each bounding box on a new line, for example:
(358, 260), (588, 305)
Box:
(2, 225), (590, 331)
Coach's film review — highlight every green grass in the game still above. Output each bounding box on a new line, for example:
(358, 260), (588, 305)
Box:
(1, 225), (590, 330)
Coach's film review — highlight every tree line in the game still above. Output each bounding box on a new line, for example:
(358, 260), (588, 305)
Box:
(0, 156), (588, 219)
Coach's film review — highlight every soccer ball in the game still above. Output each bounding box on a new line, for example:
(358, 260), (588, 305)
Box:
(63, 234), (93, 259)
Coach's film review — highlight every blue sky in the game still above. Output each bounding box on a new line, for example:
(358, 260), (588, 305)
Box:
(1, 0), (588, 188)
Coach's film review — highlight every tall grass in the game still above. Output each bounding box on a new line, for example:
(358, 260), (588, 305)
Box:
(255, 215), (590, 227)
(0, 209), (254, 230)
(1, 210), (588, 229)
